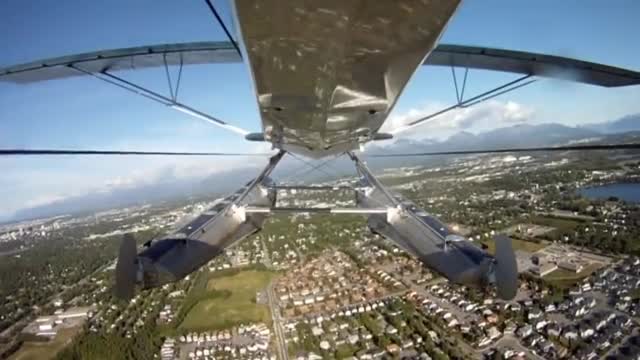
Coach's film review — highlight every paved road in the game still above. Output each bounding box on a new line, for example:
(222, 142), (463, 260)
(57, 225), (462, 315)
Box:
(267, 282), (288, 360)
(602, 327), (639, 358)
(407, 281), (480, 326)
(491, 335), (544, 360)
(1, 257), (111, 357)
(260, 238), (273, 268)
(405, 277), (544, 360)
(403, 282), (481, 359)
(587, 289), (640, 358)
(283, 291), (407, 322)
(0, 247), (29, 257)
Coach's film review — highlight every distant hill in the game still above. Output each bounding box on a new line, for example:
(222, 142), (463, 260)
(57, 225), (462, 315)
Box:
(10, 166), (261, 222)
(9, 120), (640, 222)
(363, 122), (639, 169)
(366, 123), (600, 156)
(583, 113), (640, 134)
(475, 123), (599, 148)
(9, 157), (358, 222)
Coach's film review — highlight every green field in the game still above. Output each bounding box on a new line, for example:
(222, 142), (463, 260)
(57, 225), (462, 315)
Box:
(544, 263), (602, 288)
(180, 270), (274, 331)
(482, 237), (547, 255)
(10, 327), (80, 360)
(530, 215), (587, 232)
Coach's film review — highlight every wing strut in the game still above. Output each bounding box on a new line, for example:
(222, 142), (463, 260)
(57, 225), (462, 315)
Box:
(68, 65), (250, 136)
(451, 66), (469, 104)
(391, 73), (536, 135)
(348, 151), (401, 207)
(203, 0), (242, 59)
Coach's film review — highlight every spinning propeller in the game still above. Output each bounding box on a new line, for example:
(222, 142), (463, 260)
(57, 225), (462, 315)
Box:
(493, 235), (519, 300)
(114, 234), (137, 300)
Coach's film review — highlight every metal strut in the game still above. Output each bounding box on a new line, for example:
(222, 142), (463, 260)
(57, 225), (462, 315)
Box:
(244, 207), (388, 215)
(229, 152), (402, 216)
(348, 151), (400, 207)
(451, 65), (469, 104)
(461, 78), (536, 108)
(281, 153), (344, 183)
(67, 64), (250, 136)
(163, 53), (175, 100)
(233, 150), (286, 206)
(175, 54), (184, 101)
(203, 0), (243, 59)
(163, 50), (185, 102)
(271, 185), (354, 191)
(460, 67), (469, 102)
(392, 73), (536, 135)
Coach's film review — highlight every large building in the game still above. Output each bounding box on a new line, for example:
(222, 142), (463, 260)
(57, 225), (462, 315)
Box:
(30, 306), (95, 337)
(531, 263), (558, 277)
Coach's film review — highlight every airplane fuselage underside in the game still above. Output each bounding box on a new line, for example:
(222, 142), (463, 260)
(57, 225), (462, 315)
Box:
(233, 0), (461, 157)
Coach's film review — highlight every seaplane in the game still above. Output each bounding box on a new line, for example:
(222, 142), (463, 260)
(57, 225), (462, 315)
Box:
(2, 0), (639, 300)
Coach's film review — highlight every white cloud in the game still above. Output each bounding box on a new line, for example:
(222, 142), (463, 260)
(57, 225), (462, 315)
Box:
(99, 153), (272, 192)
(0, 119), (282, 221)
(0, 152), (273, 220)
(2, 100), (536, 220)
(23, 194), (68, 209)
(381, 102), (445, 135)
(381, 100), (535, 139)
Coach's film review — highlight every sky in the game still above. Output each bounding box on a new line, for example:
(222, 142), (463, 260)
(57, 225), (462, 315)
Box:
(1, 0), (640, 220)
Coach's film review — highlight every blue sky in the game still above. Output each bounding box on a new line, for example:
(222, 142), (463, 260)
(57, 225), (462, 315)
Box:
(1, 0), (639, 220)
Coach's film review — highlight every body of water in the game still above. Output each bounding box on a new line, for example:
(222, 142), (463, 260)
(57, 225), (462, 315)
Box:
(579, 182), (640, 203)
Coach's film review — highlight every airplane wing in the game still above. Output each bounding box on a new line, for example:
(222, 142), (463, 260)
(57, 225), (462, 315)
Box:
(426, 44), (640, 87)
(0, 41), (239, 83)
(1, 41), (639, 87)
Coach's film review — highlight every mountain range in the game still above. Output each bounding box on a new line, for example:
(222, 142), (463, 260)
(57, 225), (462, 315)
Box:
(369, 113), (640, 155)
(366, 123), (600, 156)
(8, 113), (640, 222)
(582, 113), (640, 134)
(9, 166), (262, 222)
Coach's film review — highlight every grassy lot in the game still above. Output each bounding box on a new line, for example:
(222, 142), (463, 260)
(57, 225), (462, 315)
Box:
(530, 215), (587, 233)
(482, 237), (547, 255)
(10, 327), (80, 360)
(544, 263), (602, 288)
(180, 270), (274, 331)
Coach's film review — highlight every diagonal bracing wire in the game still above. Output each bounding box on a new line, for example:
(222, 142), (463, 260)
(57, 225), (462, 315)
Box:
(203, 0), (243, 59)
(391, 74), (535, 136)
(290, 153), (347, 180)
(278, 154), (342, 183)
(163, 53), (175, 100)
(68, 65), (250, 136)
(0, 149), (271, 156)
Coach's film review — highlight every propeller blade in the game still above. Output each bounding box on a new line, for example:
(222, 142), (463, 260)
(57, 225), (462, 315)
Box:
(0, 149), (271, 156)
(493, 234), (518, 300)
(114, 234), (137, 300)
(365, 143), (640, 157)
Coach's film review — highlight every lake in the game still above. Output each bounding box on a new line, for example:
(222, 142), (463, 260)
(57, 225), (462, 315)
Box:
(579, 182), (640, 203)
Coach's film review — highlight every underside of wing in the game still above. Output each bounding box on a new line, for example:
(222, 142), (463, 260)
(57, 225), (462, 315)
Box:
(0, 42), (241, 83)
(232, 0), (463, 157)
(426, 44), (640, 87)
(2, 41), (638, 88)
